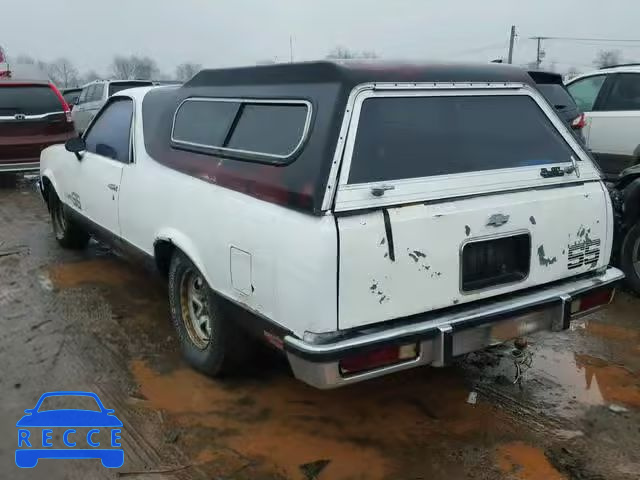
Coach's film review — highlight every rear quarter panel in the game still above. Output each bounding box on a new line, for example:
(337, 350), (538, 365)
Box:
(118, 104), (339, 336)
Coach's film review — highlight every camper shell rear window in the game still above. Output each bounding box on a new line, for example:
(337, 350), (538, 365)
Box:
(348, 95), (575, 184)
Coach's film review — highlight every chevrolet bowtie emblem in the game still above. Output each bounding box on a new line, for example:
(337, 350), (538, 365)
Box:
(487, 213), (510, 227)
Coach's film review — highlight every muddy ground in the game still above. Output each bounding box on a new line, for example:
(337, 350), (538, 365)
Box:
(1, 178), (639, 480)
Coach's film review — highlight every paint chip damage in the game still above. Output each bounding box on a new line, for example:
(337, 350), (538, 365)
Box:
(537, 245), (557, 267)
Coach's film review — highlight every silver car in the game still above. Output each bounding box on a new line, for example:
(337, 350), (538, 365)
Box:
(72, 80), (154, 133)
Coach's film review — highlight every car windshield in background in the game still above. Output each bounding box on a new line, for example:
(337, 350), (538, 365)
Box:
(348, 95), (575, 184)
(108, 81), (153, 96)
(63, 91), (81, 105)
(0, 85), (61, 116)
(536, 84), (578, 111)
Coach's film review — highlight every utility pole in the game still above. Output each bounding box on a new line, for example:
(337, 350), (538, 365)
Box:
(289, 35), (294, 63)
(530, 36), (547, 69)
(507, 25), (516, 64)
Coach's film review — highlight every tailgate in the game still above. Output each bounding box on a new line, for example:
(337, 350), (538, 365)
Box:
(333, 83), (609, 330)
(337, 182), (611, 329)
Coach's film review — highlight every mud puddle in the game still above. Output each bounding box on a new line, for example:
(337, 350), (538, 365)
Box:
(130, 359), (520, 479)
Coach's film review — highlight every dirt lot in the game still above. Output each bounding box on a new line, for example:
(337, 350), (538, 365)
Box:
(1, 178), (639, 480)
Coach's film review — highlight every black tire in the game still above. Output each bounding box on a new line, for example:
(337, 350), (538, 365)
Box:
(48, 189), (90, 250)
(168, 251), (250, 376)
(0, 173), (18, 189)
(621, 222), (640, 295)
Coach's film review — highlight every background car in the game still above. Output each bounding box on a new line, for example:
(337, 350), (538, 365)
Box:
(72, 79), (154, 133)
(0, 65), (75, 176)
(62, 87), (82, 110)
(529, 70), (587, 144)
(566, 64), (640, 179)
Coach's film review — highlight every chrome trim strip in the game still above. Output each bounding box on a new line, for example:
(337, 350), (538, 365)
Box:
(320, 83), (375, 212)
(170, 97), (313, 163)
(284, 267), (624, 357)
(0, 111), (65, 120)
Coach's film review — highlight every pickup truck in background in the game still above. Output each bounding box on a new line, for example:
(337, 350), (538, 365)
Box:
(39, 62), (623, 388)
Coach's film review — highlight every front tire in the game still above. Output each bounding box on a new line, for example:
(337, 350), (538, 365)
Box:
(168, 251), (249, 376)
(621, 222), (640, 295)
(48, 189), (90, 250)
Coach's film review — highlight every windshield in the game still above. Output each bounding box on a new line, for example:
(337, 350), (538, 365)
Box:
(0, 84), (62, 115)
(348, 95), (576, 184)
(63, 90), (81, 105)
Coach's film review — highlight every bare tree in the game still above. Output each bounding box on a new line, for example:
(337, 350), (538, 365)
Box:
(81, 70), (102, 84)
(47, 58), (80, 88)
(566, 66), (581, 80)
(175, 62), (202, 82)
(359, 50), (379, 59)
(326, 46), (379, 60)
(13, 54), (35, 64)
(594, 50), (622, 68)
(110, 55), (160, 80)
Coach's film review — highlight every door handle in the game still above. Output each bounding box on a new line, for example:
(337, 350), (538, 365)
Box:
(371, 185), (395, 197)
(107, 184), (119, 192)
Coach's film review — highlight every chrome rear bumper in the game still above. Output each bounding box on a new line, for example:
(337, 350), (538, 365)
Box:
(0, 160), (39, 173)
(284, 268), (624, 389)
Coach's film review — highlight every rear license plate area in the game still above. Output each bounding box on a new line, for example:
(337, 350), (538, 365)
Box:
(461, 233), (531, 292)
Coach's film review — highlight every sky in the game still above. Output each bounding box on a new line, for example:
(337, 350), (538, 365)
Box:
(3, 0), (640, 77)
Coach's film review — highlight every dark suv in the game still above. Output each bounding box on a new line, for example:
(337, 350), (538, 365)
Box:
(529, 70), (586, 144)
(0, 76), (75, 174)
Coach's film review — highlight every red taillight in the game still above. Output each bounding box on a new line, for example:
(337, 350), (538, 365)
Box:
(339, 344), (419, 375)
(571, 113), (587, 130)
(571, 288), (614, 315)
(49, 83), (72, 123)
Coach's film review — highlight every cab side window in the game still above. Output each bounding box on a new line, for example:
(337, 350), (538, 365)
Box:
(78, 85), (93, 105)
(91, 84), (105, 103)
(84, 98), (133, 164)
(600, 73), (640, 111)
(567, 75), (607, 112)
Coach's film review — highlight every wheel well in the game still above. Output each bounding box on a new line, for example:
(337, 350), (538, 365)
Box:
(154, 239), (176, 276)
(41, 176), (53, 210)
(622, 178), (640, 227)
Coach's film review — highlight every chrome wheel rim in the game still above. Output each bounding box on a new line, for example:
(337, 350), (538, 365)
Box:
(179, 269), (211, 349)
(53, 202), (67, 239)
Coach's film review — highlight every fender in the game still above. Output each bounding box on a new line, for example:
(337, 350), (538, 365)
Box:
(40, 169), (60, 203)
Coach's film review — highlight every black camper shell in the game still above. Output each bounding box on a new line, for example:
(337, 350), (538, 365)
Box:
(142, 61), (537, 214)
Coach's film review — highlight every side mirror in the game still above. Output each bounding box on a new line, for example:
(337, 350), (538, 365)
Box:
(65, 136), (86, 161)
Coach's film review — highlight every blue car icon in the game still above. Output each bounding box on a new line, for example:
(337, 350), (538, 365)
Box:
(16, 391), (123, 468)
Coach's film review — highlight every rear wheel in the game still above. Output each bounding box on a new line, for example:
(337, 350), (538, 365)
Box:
(168, 251), (250, 376)
(621, 222), (640, 295)
(48, 189), (90, 249)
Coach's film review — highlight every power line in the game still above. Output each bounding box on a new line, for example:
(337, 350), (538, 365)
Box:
(529, 36), (640, 43)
